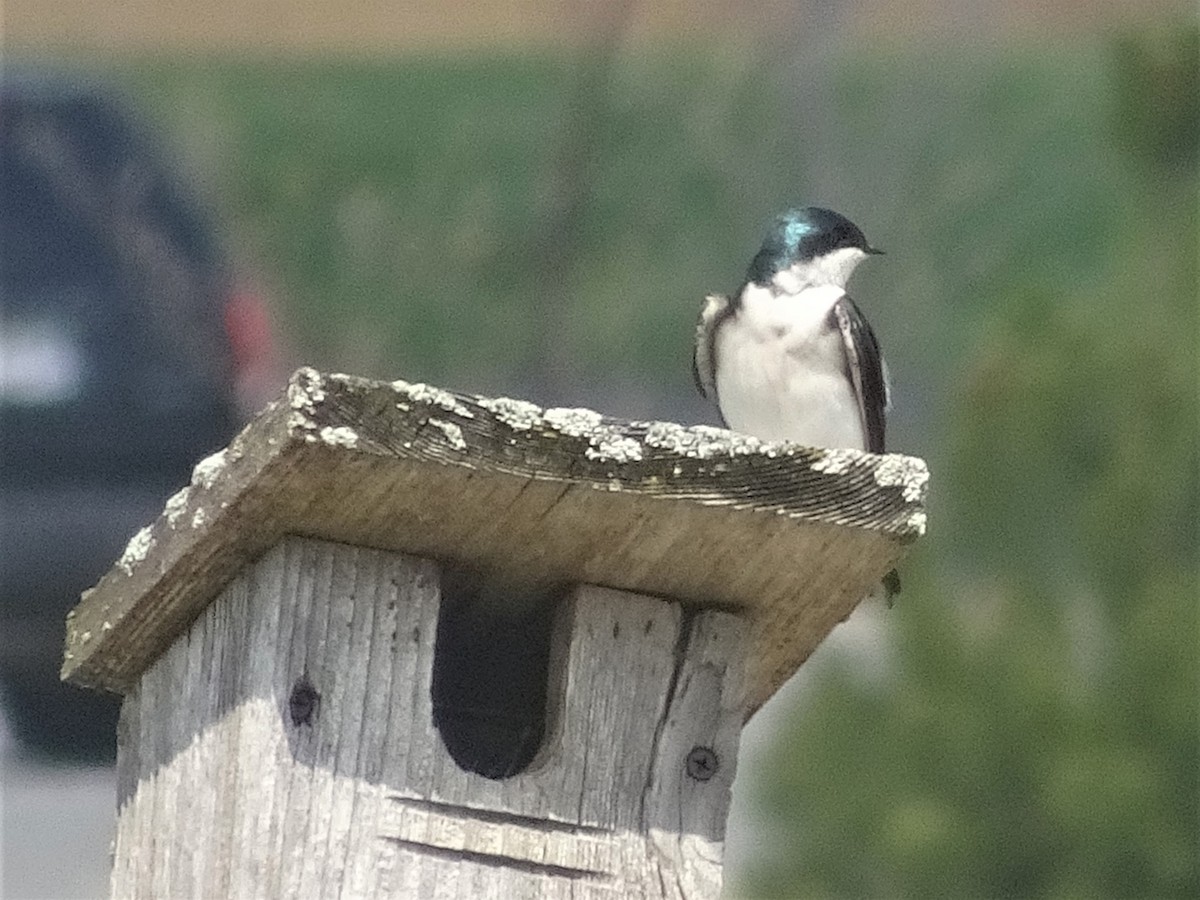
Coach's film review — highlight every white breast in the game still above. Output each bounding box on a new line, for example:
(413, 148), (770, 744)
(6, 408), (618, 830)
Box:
(714, 282), (866, 450)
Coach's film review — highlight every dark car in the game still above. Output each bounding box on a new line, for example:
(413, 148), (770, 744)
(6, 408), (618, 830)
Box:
(0, 72), (279, 761)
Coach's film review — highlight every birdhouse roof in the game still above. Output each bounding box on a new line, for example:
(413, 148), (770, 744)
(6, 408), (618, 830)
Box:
(63, 368), (927, 711)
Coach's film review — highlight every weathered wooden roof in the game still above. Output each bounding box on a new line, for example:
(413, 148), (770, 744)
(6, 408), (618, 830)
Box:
(63, 367), (927, 712)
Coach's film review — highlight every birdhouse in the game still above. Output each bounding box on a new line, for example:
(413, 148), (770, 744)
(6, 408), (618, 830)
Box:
(63, 368), (927, 899)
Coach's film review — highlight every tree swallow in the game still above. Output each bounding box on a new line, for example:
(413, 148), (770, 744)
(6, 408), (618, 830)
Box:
(693, 206), (900, 597)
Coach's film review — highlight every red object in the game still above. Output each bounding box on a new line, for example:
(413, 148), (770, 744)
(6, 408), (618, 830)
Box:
(222, 284), (282, 413)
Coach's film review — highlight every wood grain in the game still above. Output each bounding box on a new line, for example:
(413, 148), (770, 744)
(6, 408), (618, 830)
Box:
(112, 538), (746, 899)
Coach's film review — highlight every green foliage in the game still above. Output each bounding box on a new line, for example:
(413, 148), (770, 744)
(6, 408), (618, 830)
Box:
(747, 573), (1197, 898)
(1110, 23), (1200, 172)
(743, 30), (1198, 900)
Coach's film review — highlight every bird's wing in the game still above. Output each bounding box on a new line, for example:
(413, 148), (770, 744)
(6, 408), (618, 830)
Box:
(832, 294), (889, 454)
(692, 292), (730, 401)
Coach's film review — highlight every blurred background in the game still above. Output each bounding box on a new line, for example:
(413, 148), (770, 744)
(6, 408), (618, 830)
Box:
(1, 0), (1196, 897)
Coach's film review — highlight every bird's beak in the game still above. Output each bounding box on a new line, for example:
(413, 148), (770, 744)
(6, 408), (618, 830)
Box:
(866, 246), (886, 256)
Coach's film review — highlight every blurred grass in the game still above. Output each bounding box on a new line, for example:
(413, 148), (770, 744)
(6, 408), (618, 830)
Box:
(104, 51), (794, 397)
(92, 40), (1182, 409)
(113, 56), (578, 382)
(89, 38), (1190, 411)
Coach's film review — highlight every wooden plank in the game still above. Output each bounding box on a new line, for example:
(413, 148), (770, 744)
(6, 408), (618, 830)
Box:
(64, 367), (927, 712)
(112, 537), (748, 899)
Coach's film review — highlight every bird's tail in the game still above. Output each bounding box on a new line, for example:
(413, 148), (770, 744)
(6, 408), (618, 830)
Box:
(883, 568), (901, 607)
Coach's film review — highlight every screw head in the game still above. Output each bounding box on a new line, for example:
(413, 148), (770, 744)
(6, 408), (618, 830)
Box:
(289, 676), (320, 727)
(686, 746), (719, 781)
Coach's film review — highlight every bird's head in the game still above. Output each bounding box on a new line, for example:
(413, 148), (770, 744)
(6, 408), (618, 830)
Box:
(745, 207), (883, 292)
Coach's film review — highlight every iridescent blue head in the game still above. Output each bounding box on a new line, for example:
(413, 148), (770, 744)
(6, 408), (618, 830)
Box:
(745, 207), (883, 289)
